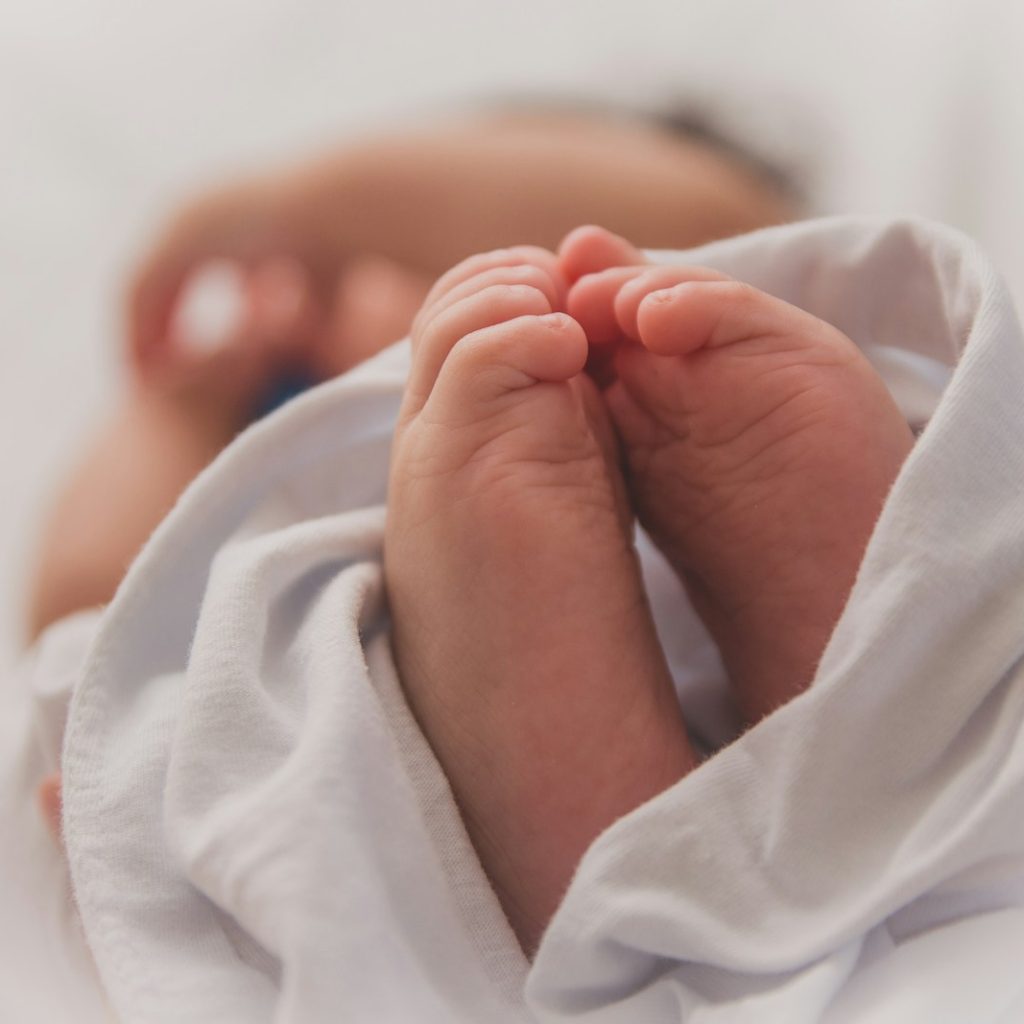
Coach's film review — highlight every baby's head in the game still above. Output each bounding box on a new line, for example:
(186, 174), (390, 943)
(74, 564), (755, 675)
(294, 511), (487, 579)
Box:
(324, 101), (799, 375)
(470, 97), (801, 246)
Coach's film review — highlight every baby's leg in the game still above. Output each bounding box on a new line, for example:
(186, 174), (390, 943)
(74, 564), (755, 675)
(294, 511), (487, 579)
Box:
(386, 247), (695, 953)
(564, 228), (914, 722)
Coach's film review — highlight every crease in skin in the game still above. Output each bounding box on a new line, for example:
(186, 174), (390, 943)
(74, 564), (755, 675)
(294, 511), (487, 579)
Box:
(720, 337), (854, 364)
(685, 385), (837, 453)
(617, 349), (838, 453)
(401, 418), (596, 487)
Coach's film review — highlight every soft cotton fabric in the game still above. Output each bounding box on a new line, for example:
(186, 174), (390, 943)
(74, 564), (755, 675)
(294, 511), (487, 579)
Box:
(0, 609), (113, 1023)
(6, 216), (1023, 1021)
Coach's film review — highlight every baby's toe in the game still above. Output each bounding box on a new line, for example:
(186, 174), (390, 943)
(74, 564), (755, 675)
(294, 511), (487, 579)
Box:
(613, 267), (732, 346)
(405, 284), (555, 415)
(568, 265), (729, 350)
(634, 278), (843, 359)
(558, 225), (646, 283)
(424, 313), (587, 420)
(567, 266), (650, 346)
(416, 263), (563, 334)
(415, 246), (566, 334)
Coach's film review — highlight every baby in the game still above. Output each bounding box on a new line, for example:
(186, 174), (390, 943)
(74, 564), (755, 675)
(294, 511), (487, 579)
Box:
(23, 107), (919, 986)
(385, 226), (914, 952)
(17, 89), (1024, 1010)
(31, 222), (916, 964)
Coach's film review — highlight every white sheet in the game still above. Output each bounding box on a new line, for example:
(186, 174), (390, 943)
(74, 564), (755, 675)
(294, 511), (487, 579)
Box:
(0, 610), (112, 1023)
(530, 221), (1024, 1020)
(7, 215), (1024, 1021)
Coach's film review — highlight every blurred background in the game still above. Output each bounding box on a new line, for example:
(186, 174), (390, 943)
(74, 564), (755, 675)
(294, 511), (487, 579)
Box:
(1, 0), (1020, 662)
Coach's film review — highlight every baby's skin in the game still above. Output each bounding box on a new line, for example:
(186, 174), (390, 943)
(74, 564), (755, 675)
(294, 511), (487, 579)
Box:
(385, 247), (697, 953)
(561, 227), (916, 721)
(385, 229), (915, 953)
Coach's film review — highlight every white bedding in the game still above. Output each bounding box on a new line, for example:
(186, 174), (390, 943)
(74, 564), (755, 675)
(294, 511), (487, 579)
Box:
(4, 216), (1022, 1021)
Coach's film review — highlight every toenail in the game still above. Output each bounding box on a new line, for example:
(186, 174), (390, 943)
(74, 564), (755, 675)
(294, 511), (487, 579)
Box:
(540, 312), (570, 329)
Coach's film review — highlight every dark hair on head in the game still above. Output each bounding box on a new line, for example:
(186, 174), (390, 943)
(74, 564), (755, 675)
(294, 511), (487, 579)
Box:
(468, 92), (807, 212)
(650, 105), (805, 208)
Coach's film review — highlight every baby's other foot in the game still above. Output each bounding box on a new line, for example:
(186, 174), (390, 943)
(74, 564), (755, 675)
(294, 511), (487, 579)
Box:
(564, 228), (915, 722)
(386, 247), (695, 953)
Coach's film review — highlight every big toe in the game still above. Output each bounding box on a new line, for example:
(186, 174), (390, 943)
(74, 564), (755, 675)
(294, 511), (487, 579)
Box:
(425, 311), (589, 422)
(558, 225), (646, 283)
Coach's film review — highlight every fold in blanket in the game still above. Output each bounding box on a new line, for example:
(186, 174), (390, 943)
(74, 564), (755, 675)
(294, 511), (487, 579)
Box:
(58, 217), (1024, 1022)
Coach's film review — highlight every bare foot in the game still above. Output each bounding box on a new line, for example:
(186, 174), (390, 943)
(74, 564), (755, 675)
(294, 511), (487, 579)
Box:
(385, 246), (696, 953)
(562, 227), (915, 722)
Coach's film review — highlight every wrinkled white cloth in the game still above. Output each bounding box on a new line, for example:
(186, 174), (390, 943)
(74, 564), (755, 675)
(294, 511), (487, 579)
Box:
(6, 216), (1024, 1022)
(0, 609), (113, 1023)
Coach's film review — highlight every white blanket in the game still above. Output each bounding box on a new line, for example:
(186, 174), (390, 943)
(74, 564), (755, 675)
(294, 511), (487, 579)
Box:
(8, 216), (1024, 1022)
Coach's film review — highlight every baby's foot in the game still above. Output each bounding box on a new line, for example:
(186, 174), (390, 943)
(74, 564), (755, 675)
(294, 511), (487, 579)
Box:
(563, 228), (915, 722)
(385, 247), (695, 952)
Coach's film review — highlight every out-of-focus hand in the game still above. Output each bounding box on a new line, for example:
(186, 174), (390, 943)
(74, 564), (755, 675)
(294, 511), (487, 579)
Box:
(126, 174), (334, 383)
